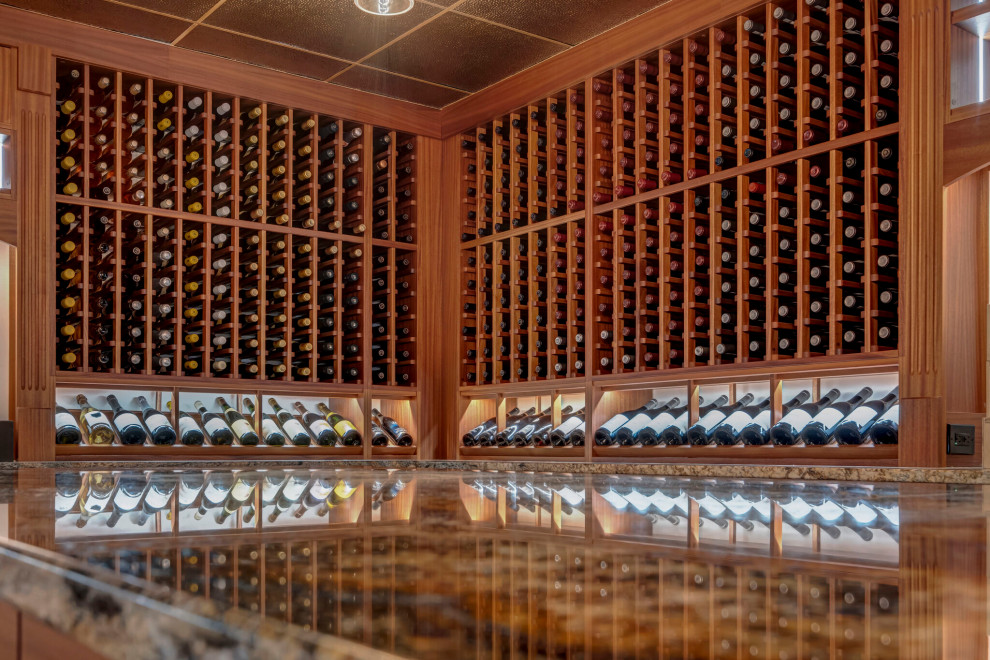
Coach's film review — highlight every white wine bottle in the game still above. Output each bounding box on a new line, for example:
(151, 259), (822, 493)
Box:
(269, 398), (311, 446)
(76, 394), (116, 445)
(55, 405), (83, 445)
(107, 395), (148, 445)
(137, 396), (176, 445)
(244, 398), (286, 446)
(166, 401), (205, 446)
(767, 389), (841, 446)
(194, 400), (235, 446)
(295, 402), (339, 446)
(319, 403), (362, 446)
(218, 397), (260, 446)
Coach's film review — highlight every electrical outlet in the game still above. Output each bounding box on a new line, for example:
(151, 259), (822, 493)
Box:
(946, 424), (976, 455)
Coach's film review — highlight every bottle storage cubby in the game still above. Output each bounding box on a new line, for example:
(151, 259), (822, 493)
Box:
(459, 389), (588, 457)
(456, 0), (902, 463)
(52, 57), (421, 453)
(53, 386), (417, 456)
(457, 366), (899, 460)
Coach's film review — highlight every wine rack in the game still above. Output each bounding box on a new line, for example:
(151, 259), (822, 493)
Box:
(51, 57), (422, 454)
(55, 387), (418, 455)
(458, 0), (902, 461)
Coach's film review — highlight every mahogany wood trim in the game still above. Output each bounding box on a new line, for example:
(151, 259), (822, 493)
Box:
(15, 44), (50, 96)
(440, 0), (766, 137)
(0, 5), (441, 138)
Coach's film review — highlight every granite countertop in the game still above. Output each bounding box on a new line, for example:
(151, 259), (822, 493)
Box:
(10, 458), (990, 483)
(0, 464), (986, 659)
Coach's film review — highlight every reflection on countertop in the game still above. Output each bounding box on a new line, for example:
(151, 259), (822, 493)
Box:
(0, 466), (986, 659)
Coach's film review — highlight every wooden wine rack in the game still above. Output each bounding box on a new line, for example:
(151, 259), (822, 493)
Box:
(456, 0), (905, 461)
(47, 58), (420, 456)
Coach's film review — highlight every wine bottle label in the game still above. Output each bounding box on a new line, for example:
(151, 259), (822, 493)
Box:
(749, 410), (772, 430)
(842, 406), (880, 430)
(178, 417), (200, 437)
(283, 418), (308, 437)
(113, 411), (141, 429)
(334, 420), (358, 436)
(810, 407), (845, 428)
(55, 412), (78, 429)
(698, 410), (727, 432)
(623, 413), (653, 434)
(721, 411), (753, 434)
(260, 418), (283, 441)
(204, 417), (228, 436)
(646, 412), (676, 432)
(777, 409), (813, 431)
(231, 419), (255, 438)
(556, 416), (583, 435)
(310, 419), (333, 435)
(145, 413), (171, 432)
(601, 414), (630, 434)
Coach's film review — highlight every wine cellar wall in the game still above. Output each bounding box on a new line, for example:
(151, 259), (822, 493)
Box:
(49, 58), (421, 456)
(457, 0), (905, 460)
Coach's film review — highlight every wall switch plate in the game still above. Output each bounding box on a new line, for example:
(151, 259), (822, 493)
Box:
(947, 424), (976, 455)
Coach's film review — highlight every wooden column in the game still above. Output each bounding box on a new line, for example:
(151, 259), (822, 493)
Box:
(899, 0), (947, 466)
(12, 44), (54, 461)
(417, 135), (460, 459)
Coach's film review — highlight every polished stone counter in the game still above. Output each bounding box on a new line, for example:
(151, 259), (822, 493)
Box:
(0, 465), (987, 658)
(10, 458), (990, 483)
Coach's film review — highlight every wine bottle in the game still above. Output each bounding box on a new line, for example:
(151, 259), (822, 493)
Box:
(244, 398), (286, 446)
(614, 398), (682, 445)
(796, 387), (874, 445)
(866, 403), (899, 444)
(269, 398), (312, 446)
(737, 391), (811, 445)
(512, 405), (570, 447)
(549, 408), (585, 447)
(595, 399), (664, 446)
(767, 389), (842, 445)
(318, 403), (363, 445)
(685, 393), (756, 445)
(54, 405), (83, 444)
(372, 408), (412, 446)
(218, 396), (260, 446)
(166, 401), (205, 446)
(194, 400), (235, 446)
(135, 396), (176, 445)
(495, 407), (539, 447)
(107, 394), (148, 445)
(295, 402), (340, 446)
(194, 471), (234, 519)
(710, 396), (773, 446)
(832, 388), (899, 445)
(267, 473), (311, 522)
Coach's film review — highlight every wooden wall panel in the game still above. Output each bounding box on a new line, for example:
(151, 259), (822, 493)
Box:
(0, 6), (440, 138)
(15, 43), (49, 96)
(899, 0), (947, 466)
(12, 44), (53, 460)
(943, 169), (988, 420)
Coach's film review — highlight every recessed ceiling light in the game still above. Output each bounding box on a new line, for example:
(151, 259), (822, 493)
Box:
(355, 0), (414, 15)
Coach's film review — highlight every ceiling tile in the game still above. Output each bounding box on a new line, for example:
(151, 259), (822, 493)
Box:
(203, 0), (441, 62)
(118, 0), (218, 21)
(364, 12), (566, 92)
(176, 26), (350, 79)
(455, 0), (668, 45)
(0, 0), (191, 41)
(331, 65), (467, 107)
